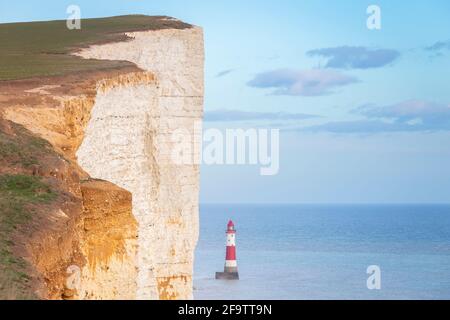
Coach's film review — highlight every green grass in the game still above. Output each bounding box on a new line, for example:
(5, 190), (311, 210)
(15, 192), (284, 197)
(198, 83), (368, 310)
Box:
(0, 122), (56, 168)
(0, 175), (56, 203)
(0, 123), (59, 299)
(0, 15), (191, 80)
(0, 174), (57, 300)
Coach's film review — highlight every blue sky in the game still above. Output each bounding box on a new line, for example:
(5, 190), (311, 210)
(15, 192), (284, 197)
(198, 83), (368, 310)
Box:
(2, 1), (450, 203)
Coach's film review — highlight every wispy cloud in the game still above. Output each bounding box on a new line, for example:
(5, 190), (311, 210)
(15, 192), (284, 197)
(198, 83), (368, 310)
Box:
(356, 100), (450, 126)
(425, 40), (450, 58)
(247, 68), (358, 96)
(302, 100), (450, 133)
(205, 109), (319, 122)
(303, 120), (420, 133)
(425, 40), (450, 52)
(215, 69), (234, 78)
(307, 46), (400, 69)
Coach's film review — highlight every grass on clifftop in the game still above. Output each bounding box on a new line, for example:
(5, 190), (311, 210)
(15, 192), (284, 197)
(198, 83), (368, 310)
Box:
(0, 174), (57, 300)
(0, 15), (192, 80)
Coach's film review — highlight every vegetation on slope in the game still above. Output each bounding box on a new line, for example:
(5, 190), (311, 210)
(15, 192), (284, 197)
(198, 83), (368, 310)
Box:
(0, 122), (55, 168)
(0, 175), (56, 299)
(0, 122), (60, 299)
(0, 15), (191, 80)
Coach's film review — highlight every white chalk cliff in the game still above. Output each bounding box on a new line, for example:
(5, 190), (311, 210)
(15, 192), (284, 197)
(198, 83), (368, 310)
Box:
(75, 27), (204, 299)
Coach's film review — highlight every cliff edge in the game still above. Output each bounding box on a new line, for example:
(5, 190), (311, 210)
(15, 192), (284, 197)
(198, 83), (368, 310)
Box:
(0, 15), (204, 300)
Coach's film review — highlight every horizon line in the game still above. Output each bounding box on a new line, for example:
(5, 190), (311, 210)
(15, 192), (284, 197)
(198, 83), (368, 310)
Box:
(200, 202), (450, 206)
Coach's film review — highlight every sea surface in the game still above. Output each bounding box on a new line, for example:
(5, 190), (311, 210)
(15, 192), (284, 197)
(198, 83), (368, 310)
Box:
(193, 204), (450, 300)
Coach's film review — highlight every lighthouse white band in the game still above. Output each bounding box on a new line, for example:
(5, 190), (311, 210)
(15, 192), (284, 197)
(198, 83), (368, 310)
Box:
(225, 260), (237, 267)
(226, 234), (236, 246)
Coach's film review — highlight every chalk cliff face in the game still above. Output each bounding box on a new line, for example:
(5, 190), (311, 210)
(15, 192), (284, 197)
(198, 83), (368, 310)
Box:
(0, 24), (203, 300)
(76, 27), (204, 299)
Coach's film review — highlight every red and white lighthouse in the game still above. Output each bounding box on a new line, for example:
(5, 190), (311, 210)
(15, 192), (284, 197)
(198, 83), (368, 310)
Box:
(216, 220), (239, 280)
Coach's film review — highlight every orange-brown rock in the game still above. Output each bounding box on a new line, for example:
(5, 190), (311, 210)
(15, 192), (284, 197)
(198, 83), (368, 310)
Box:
(77, 180), (138, 300)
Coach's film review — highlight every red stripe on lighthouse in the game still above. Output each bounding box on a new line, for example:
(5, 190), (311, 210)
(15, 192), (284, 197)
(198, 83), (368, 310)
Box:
(226, 245), (236, 260)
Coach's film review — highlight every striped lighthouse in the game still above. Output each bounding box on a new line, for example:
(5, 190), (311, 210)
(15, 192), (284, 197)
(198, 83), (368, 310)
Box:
(215, 220), (239, 280)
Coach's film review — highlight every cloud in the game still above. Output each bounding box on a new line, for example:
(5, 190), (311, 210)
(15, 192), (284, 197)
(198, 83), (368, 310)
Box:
(356, 100), (450, 127)
(425, 40), (450, 58)
(307, 46), (400, 69)
(426, 40), (450, 52)
(247, 68), (358, 96)
(303, 120), (426, 134)
(204, 109), (319, 122)
(302, 100), (450, 133)
(215, 69), (234, 78)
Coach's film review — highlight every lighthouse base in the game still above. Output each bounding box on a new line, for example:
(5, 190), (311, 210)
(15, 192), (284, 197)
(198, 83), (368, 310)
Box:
(215, 272), (239, 280)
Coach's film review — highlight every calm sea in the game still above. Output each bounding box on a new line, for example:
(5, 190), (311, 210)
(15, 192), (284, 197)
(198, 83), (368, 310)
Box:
(193, 204), (450, 300)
